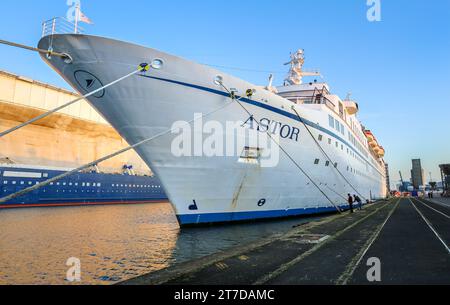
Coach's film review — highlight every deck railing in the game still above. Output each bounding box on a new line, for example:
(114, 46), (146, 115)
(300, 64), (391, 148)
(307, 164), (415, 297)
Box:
(41, 17), (85, 37)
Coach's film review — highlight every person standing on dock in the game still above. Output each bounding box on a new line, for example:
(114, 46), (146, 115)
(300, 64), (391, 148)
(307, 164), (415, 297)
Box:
(347, 194), (354, 213)
(354, 195), (363, 210)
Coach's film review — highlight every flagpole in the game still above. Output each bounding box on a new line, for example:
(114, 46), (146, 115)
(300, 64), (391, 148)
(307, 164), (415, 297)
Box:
(74, 3), (80, 34)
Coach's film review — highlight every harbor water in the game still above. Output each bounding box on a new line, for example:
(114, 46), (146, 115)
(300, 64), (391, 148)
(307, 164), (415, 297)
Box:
(0, 202), (321, 284)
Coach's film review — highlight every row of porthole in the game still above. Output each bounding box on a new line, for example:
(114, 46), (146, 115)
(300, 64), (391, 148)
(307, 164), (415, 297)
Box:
(318, 133), (368, 168)
(1, 180), (162, 189)
(2, 180), (39, 186)
(49, 189), (160, 193)
(2, 189), (163, 194)
(111, 184), (161, 188)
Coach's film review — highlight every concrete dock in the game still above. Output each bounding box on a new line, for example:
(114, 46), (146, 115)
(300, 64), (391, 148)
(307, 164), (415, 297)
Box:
(121, 198), (450, 285)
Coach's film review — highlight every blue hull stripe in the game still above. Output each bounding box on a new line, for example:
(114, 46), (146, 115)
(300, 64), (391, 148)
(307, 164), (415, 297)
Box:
(177, 205), (349, 225)
(139, 74), (383, 176)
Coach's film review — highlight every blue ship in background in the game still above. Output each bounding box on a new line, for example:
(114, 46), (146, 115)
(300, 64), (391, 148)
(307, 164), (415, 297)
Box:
(0, 164), (168, 208)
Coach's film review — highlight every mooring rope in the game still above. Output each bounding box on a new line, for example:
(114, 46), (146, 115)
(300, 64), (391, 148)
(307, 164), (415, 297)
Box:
(219, 82), (342, 213)
(291, 105), (367, 202)
(0, 64), (149, 138)
(0, 38), (68, 59)
(0, 99), (235, 204)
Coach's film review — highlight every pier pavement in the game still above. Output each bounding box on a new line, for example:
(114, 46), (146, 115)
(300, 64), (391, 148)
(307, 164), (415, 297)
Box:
(121, 198), (450, 285)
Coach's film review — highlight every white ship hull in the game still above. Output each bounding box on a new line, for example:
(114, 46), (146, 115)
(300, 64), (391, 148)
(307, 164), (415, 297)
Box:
(38, 35), (386, 226)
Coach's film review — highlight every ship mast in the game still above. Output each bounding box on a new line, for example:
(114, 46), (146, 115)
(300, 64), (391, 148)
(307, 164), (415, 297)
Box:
(283, 49), (321, 86)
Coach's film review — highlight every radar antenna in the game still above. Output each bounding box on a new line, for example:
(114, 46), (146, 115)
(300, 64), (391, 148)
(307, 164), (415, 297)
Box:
(283, 49), (321, 86)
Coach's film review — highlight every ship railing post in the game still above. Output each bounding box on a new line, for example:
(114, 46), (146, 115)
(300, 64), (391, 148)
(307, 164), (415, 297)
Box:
(51, 18), (56, 36)
(41, 21), (45, 37)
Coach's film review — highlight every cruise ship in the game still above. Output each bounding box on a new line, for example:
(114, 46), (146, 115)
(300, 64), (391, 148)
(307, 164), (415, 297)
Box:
(0, 163), (167, 208)
(36, 26), (387, 226)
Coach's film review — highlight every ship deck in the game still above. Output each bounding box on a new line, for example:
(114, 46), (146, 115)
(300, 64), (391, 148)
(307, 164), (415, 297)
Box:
(120, 197), (450, 285)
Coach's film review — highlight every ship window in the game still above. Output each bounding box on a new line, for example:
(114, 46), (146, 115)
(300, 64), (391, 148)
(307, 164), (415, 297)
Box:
(12, 181), (16, 185)
(75, 183), (78, 186)
(98, 183), (101, 187)
(63, 182), (66, 186)
(57, 182), (60, 186)
(318, 134), (323, 141)
(28, 182), (32, 185)
(328, 115), (334, 128)
(21, 181), (24, 185)
(328, 138), (331, 145)
(82, 183), (85, 186)
(334, 163), (338, 168)
(43, 173), (48, 178)
(69, 183), (72, 186)
(335, 141), (338, 147)
(87, 183), (90, 187)
(325, 161), (330, 167)
(3, 181), (7, 184)
(314, 159), (320, 165)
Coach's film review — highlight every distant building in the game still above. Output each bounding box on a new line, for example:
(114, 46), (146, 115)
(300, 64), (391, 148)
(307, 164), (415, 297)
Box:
(439, 164), (450, 193)
(411, 159), (425, 190)
(384, 163), (391, 192)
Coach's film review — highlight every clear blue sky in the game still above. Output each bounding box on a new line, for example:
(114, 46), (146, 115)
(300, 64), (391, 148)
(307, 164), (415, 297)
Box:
(0, 0), (449, 187)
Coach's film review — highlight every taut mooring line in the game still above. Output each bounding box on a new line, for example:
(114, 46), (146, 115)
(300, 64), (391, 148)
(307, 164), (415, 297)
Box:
(0, 38), (68, 59)
(291, 105), (367, 202)
(219, 82), (342, 213)
(0, 64), (149, 138)
(0, 99), (235, 204)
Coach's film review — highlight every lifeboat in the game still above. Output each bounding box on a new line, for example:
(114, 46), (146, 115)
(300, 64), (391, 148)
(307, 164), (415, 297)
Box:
(364, 130), (375, 142)
(378, 146), (385, 158)
(373, 146), (381, 154)
(343, 100), (359, 115)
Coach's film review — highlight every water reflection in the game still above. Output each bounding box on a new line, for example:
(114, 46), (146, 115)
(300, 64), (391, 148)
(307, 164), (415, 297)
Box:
(0, 202), (321, 284)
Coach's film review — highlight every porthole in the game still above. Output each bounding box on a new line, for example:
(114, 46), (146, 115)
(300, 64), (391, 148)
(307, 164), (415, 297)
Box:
(151, 58), (163, 69)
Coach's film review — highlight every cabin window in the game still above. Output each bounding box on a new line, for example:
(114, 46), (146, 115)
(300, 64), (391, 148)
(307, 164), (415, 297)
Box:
(314, 159), (320, 165)
(328, 115), (334, 128)
(318, 134), (323, 141)
(325, 161), (330, 167)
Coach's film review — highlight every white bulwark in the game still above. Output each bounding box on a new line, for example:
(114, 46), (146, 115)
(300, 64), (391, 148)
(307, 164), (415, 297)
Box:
(38, 34), (387, 226)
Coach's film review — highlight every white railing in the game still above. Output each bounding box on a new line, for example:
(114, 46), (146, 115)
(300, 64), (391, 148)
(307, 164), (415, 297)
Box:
(41, 17), (85, 37)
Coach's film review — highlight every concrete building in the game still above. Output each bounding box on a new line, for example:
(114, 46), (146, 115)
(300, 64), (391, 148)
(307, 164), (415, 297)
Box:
(384, 163), (391, 192)
(0, 70), (151, 175)
(411, 159), (425, 190)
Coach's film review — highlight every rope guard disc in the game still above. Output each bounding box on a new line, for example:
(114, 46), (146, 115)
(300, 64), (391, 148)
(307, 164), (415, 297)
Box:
(139, 63), (150, 72)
